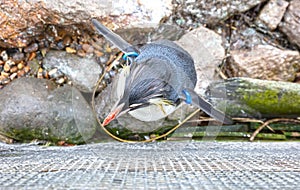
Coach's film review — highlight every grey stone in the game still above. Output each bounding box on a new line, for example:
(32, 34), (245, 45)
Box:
(227, 45), (300, 81)
(176, 26), (225, 95)
(43, 51), (102, 93)
(170, 0), (268, 27)
(0, 77), (97, 144)
(279, 0), (300, 48)
(256, 0), (289, 30)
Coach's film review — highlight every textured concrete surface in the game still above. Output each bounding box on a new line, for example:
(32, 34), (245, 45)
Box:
(0, 142), (299, 189)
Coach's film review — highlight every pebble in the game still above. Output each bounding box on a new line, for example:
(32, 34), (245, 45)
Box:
(48, 68), (64, 79)
(24, 43), (39, 53)
(37, 68), (43, 79)
(17, 62), (25, 70)
(0, 75), (6, 82)
(3, 63), (10, 72)
(0, 78), (10, 85)
(38, 40), (49, 49)
(9, 73), (17, 80)
(42, 70), (49, 79)
(17, 70), (25, 77)
(1, 72), (9, 78)
(94, 50), (104, 57)
(10, 66), (18, 73)
(98, 55), (109, 64)
(63, 35), (72, 46)
(76, 49), (86, 57)
(0, 51), (8, 61)
(56, 41), (65, 50)
(6, 60), (15, 67)
(56, 77), (65, 84)
(24, 65), (30, 73)
(0, 24), (114, 88)
(12, 52), (25, 63)
(82, 44), (94, 53)
(66, 47), (76, 54)
(48, 68), (58, 77)
(27, 52), (36, 61)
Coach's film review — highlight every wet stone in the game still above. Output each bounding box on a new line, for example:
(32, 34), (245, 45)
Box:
(0, 77), (97, 144)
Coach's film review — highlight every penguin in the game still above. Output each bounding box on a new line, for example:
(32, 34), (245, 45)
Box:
(91, 19), (233, 126)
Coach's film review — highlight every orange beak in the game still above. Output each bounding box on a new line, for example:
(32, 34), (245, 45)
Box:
(102, 103), (125, 126)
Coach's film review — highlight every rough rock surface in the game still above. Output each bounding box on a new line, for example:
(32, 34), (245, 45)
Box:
(43, 51), (103, 93)
(170, 0), (268, 28)
(227, 45), (300, 81)
(0, 0), (172, 48)
(0, 77), (97, 144)
(256, 0), (289, 30)
(279, 0), (300, 48)
(176, 26), (225, 95)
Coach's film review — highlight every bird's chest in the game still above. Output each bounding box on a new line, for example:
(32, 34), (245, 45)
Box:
(128, 99), (179, 122)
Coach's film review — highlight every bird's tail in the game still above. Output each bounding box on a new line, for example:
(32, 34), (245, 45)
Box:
(181, 89), (233, 124)
(91, 19), (138, 54)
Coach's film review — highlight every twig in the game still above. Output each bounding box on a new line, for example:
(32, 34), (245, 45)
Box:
(105, 52), (123, 72)
(0, 133), (14, 144)
(215, 67), (228, 80)
(250, 118), (300, 141)
(233, 117), (275, 133)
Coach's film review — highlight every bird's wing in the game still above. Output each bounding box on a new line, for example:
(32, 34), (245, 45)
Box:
(180, 88), (233, 124)
(92, 19), (137, 53)
(127, 58), (173, 89)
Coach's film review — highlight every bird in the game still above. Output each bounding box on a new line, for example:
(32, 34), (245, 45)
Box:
(91, 19), (233, 126)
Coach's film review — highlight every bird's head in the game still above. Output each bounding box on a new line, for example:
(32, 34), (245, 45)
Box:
(102, 77), (179, 126)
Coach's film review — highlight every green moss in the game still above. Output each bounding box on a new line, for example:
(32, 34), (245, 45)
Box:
(2, 126), (87, 144)
(213, 78), (300, 117)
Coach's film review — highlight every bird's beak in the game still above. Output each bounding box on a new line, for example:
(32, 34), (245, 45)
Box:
(102, 103), (126, 126)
